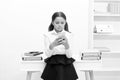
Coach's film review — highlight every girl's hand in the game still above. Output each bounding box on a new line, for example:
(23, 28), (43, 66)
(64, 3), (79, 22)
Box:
(49, 37), (63, 50)
(60, 36), (69, 49)
(54, 37), (63, 46)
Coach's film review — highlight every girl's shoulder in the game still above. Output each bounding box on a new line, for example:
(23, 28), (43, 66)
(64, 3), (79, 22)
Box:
(44, 31), (52, 35)
(65, 31), (74, 40)
(43, 31), (54, 38)
(65, 31), (74, 37)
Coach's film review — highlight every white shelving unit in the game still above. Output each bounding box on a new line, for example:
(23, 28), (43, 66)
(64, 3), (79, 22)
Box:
(92, 1), (120, 80)
(93, 0), (120, 54)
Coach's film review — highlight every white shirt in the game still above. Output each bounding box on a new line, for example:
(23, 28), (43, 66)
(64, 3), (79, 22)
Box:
(43, 30), (74, 58)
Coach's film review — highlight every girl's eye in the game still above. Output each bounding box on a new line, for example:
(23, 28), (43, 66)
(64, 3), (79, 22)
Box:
(61, 22), (64, 24)
(55, 22), (59, 24)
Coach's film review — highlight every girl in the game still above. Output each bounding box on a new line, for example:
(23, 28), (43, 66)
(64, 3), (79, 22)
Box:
(41, 12), (78, 80)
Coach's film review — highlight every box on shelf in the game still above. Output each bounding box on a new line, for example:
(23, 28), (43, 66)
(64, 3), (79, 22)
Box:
(94, 24), (114, 34)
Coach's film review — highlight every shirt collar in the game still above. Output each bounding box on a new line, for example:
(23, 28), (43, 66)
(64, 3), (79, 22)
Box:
(51, 30), (66, 35)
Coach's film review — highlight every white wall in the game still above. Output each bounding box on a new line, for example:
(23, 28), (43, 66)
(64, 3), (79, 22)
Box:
(0, 0), (90, 80)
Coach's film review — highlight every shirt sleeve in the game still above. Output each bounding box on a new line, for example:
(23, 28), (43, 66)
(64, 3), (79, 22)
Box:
(65, 33), (74, 58)
(43, 34), (54, 57)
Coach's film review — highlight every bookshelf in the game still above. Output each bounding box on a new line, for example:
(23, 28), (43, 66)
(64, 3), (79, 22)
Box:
(93, 0), (120, 53)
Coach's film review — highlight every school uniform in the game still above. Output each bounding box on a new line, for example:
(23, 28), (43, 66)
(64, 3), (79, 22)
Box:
(41, 30), (78, 80)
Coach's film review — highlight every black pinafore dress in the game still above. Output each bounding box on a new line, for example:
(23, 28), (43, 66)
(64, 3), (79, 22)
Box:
(41, 55), (78, 80)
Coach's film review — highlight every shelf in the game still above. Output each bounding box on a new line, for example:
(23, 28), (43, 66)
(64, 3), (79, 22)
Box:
(94, 12), (120, 21)
(102, 51), (120, 59)
(94, 13), (120, 17)
(94, 16), (120, 21)
(94, 33), (120, 40)
(95, 0), (120, 2)
(102, 51), (120, 53)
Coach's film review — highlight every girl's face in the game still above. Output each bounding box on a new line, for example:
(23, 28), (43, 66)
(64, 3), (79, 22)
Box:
(52, 17), (66, 33)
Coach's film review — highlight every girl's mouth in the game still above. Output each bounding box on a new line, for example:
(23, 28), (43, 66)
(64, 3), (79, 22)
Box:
(57, 27), (62, 30)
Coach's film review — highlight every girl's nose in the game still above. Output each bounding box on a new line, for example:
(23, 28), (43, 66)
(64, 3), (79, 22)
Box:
(58, 25), (61, 27)
(59, 23), (62, 26)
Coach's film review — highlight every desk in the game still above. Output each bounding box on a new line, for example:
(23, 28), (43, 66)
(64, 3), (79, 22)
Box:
(21, 58), (120, 80)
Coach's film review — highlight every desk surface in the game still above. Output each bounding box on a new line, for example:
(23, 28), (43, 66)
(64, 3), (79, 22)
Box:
(21, 58), (120, 72)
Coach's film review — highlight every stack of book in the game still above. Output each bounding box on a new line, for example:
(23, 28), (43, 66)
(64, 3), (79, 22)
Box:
(22, 51), (43, 61)
(81, 49), (101, 61)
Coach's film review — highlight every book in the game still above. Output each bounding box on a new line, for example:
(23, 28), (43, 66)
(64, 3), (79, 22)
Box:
(22, 56), (43, 61)
(82, 54), (101, 57)
(82, 52), (101, 57)
(81, 56), (101, 60)
(24, 51), (43, 56)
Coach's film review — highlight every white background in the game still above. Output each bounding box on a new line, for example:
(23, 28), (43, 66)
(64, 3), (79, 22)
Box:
(0, 0), (90, 80)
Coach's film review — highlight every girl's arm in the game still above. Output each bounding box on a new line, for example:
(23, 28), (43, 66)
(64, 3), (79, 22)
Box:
(43, 34), (54, 57)
(62, 33), (74, 58)
(66, 35), (73, 58)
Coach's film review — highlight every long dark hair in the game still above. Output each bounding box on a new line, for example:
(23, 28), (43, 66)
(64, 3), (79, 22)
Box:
(48, 12), (69, 32)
